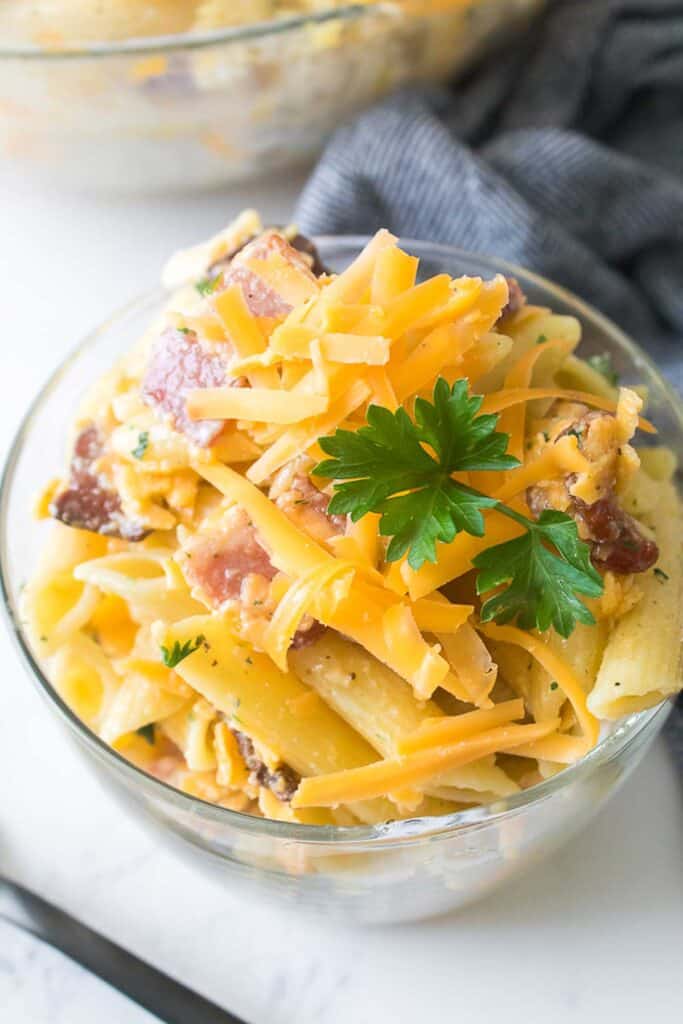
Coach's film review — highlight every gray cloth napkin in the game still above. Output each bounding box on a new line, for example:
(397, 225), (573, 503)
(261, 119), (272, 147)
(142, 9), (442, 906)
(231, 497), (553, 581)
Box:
(297, 0), (683, 389)
(297, 0), (683, 755)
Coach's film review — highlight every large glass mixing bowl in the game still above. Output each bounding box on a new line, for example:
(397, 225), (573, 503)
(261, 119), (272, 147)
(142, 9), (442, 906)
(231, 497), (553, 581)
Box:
(1, 239), (678, 923)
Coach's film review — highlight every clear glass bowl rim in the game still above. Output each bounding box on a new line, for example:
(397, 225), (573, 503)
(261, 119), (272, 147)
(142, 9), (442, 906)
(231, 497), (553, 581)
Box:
(0, 235), (677, 848)
(0, 4), (379, 60)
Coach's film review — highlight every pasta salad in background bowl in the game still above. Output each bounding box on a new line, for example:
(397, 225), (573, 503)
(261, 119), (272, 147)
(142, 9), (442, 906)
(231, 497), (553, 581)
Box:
(0, 0), (544, 193)
(1, 215), (681, 923)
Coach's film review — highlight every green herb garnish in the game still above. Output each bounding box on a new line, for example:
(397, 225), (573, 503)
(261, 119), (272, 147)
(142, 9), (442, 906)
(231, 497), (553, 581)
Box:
(195, 274), (222, 297)
(316, 377), (603, 637)
(131, 431), (149, 460)
(136, 724), (155, 744)
(565, 426), (583, 446)
(473, 510), (603, 636)
(586, 352), (619, 387)
(654, 567), (669, 582)
(536, 334), (548, 345)
(161, 634), (205, 668)
(317, 378), (518, 569)
(550, 681), (559, 691)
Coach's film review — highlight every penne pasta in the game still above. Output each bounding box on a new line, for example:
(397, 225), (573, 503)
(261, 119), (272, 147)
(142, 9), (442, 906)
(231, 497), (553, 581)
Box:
(24, 214), (681, 823)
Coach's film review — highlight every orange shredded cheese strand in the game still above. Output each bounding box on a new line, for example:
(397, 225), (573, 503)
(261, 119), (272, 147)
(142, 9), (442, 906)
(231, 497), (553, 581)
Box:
(382, 275), (453, 335)
(194, 464), (450, 696)
(263, 563), (355, 671)
(390, 277), (507, 402)
(186, 387), (328, 424)
(410, 598), (473, 634)
(366, 367), (399, 410)
(271, 327), (390, 366)
(291, 719), (560, 807)
(349, 511), (381, 569)
(212, 283), (279, 389)
(500, 733), (587, 764)
(482, 387), (656, 433)
(476, 622), (600, 749)
(246, 379), (371, 484)
(319, 230), (397, 306)
(491, 436), (589, 501)
(370, 246), (418, 305)
(398, 698), (525, 754)
(500, 337), (577, 460)
(403, 513), (524, 601)
(213, 285), (266, 356)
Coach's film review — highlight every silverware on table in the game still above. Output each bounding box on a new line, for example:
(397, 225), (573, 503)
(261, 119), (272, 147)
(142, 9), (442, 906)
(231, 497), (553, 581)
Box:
(0, 874), (247, 1024)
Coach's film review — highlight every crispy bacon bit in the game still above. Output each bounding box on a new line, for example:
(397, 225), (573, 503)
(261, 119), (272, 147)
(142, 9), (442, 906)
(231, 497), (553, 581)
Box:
(182, 506), (326, 648)
(231, 728), (299, 802)
(269, 459), (347, 543)
(221, 264), (293, 319)
(217, 230), (318, 319)
(208, 230), (328, 279)
(499, 277), (527, 321)
(526, 404), (659, 576)
(50, 425), (147, 541)
(290, 619), (327, 650)
(574, 497), (659, 574)
(527, 481), (658, 574)
(183, 511), (277, 606)
(142, 327), (230, 447)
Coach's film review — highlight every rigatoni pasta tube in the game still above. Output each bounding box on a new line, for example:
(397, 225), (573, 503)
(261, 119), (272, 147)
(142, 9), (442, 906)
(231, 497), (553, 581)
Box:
(588, 478), (682, 718)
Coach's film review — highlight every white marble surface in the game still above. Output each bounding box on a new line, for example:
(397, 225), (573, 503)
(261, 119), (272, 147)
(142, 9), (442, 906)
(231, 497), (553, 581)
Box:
(1, 168), (682, 1024)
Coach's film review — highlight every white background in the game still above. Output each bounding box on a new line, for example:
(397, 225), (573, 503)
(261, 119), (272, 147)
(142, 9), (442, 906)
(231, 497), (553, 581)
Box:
(0, 167), (682, 1024)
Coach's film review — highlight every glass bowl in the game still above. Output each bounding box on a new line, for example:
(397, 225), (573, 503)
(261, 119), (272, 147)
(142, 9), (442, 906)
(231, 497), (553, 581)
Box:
(0, 1), (544, 193)
(1, 239), (679, 924)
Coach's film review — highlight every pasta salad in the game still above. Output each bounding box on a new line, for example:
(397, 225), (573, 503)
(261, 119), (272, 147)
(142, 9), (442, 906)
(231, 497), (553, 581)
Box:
(24, 212), (682, 826)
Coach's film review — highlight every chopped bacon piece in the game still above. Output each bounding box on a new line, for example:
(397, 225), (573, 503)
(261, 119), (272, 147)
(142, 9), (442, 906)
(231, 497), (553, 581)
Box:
(231, 728), (299, 802)
(499, 277), (527, 321)
(526, 404), (659, 575)
(50, 425), (147, 541)
(142, 327), (231, 447)
(574, 497), (659, 574)
(221, 264), (293, 319)
(208, 229), (328, 280)
(269, 459), (347, 543)
(217, 230), (318, 319)
(182, 506), (326, 648)
(183, 511), (277, 606)
(290, 619), (327, 650)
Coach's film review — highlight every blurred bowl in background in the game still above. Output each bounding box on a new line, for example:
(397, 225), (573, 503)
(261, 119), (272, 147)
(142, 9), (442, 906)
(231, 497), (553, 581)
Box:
(0, 1), (544, 193)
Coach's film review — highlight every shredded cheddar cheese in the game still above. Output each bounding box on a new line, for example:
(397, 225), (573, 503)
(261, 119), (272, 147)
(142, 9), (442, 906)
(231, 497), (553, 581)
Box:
(27, 214), (680, 828)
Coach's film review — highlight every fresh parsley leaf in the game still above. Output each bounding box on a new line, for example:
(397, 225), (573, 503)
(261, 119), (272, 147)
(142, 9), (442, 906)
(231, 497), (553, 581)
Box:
(131, 431), (149, 460)
(586, 352), (619, 387)
(316, 376), (604, 635)
(536, 334), (548, 345)
(136, 723), (156, 744)
(161, 634), (205, 668)
(474, 510), (604, 638)
(316, 378), (518, 569)
(195, 274), (222, 297)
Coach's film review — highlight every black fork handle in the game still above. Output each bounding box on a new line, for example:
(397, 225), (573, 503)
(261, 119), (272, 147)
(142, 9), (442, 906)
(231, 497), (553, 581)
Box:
(1, 879), (247, 1024)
